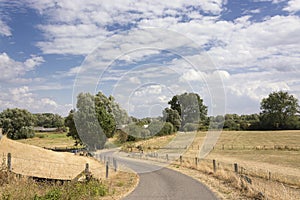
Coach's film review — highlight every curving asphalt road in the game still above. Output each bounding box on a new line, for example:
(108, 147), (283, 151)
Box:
(96, 150), (219, 200)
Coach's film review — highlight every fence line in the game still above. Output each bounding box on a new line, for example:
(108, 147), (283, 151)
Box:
(2, 152), (115, 181)
(121, 150), (300, 188)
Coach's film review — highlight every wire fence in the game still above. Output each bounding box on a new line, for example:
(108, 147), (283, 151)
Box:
(1, 152), (111, 181)
(121, 149), (300, 189)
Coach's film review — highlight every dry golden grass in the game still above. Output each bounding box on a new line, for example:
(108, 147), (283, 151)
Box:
(0, 136), (107, 180)
(122, 134), (176, 152)
(0, 136), (139, 200)
(125, 130), (300, 199)
(174, 130), (300, 199)
(170, 158), (300, 200)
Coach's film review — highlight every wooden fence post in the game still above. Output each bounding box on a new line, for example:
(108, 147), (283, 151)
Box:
(268, 171), (271, 180)
(213, 159), (216, 173)
(85, 163), (91, 181)
(106, 161), (109, 178)
(234, 163), (238, 174)
(113, 158), (117, 172)
(180, 155), (182, 165)
(195, 157), (198, 167)
(7, 153), (12, 172)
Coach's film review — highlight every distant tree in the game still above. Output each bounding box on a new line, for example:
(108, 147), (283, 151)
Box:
(157, 122), (174, 136)
(0, 108), (35, 139)
(147, 120), (164, 136)
(182, 123), (198, 132)
(163, 108), (181, 131)
(123, 124), (144, 140)
(94, 92), (116, 138)
(168, 93), (207, 129)
(108, 95), (131, 126)
(75, 93), (107, 150)
(147, 121), (175, 136)
(260, 91), (300, 129)
(34, 113), (64, 128)
(223, 114), (241, 130)
(115, 129), (128, 143)
(65, 109), (81, 145)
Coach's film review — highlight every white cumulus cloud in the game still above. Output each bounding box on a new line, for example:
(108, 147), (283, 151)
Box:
(0, 53), (44, 82)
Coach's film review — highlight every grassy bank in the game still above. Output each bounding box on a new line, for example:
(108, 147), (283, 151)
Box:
(0, 168), (138, 200)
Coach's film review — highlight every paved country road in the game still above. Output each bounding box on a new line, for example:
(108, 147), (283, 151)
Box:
(97, 150), (219, 200)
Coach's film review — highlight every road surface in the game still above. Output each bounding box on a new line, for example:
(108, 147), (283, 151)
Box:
(96, 150), (219, 200)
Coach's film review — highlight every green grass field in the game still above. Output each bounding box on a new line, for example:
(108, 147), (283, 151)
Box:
(18, 132), (77, 148)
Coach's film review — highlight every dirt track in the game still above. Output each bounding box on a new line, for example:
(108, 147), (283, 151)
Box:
(0, 136), (107, 180)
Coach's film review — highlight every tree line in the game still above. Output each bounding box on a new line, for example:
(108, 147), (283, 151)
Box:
(0, 90), (299, 148)
(0, 109), (65, 139)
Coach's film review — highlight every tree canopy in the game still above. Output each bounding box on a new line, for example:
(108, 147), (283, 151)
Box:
(0, 108), (35, 139)
(163, 108), (181, 131)
(64, 91), (131, 148)
(260, 91), (300, 129)
(34, 113), (64, 128)
(168, 92), (207, 130)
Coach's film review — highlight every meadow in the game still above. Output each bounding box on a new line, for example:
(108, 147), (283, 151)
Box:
(18, 132), (77, 149)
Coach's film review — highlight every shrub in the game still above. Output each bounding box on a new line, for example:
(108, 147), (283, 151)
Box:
(183, 123), (198, 132)
(157, 122), (174, 136)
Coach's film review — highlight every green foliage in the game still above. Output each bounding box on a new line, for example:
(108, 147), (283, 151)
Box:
(74, 93), (107, 150)
(163, 108), (181, 131)
(0, 108), (35, 140)
(18, 126), (35, 139)
(123, 124), (144, 140)
(115, 129), (128, 143)
(147, 121), (164, 136)
(209, 114), (260, 131)
(65, 109), (81, 145)
(65, 92), (130, 149)
(157, 122), (174, 136)
(34, 113), (64, 128)
(147, 121), (175, 136)
(182, 123), (199, 132)
(94, 92), (116, 138)
(32, 180), (108, 200)
(260, 91), (300, 130)
(34, 188), (62, 200)
(168, 92), (207, 130)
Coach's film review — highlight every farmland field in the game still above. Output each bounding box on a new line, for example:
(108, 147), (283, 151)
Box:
(184, 130), (300, 188)
(125, 130), (300, 199)
(18, 132), (77, 148)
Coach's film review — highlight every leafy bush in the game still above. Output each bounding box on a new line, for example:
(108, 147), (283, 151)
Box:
(183, 123), (199, 132)
(157, 122), (174, 136)
(0, 108), (35, 140)
(148, 121), (175, 136)
(34, 188), (62, 200)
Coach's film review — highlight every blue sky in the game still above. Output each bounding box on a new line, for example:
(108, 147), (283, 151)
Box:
(0, 0), (299, 117)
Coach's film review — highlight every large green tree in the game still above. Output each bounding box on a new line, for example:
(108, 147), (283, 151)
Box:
(65, 92), (130, 148)
(163, 108), (181, 131)
(94, 92), (117, 138)
(65, 109), (81, 145)
(168, 92), (207, 129)
(0, 108), (35, 139)
(74, 93), (107, 150)
(260, 91), (300, 129)
(34, 113), (64, 128)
